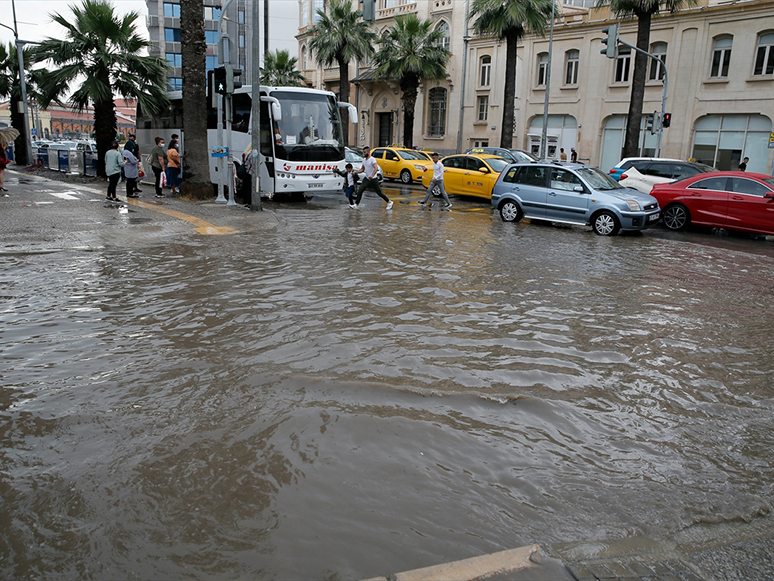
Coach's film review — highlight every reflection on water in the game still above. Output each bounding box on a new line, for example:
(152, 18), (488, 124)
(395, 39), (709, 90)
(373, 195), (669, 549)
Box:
(1, 203), (773, 579)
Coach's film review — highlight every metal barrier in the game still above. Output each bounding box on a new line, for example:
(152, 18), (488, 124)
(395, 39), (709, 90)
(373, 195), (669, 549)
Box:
(84, 151), (98, 176)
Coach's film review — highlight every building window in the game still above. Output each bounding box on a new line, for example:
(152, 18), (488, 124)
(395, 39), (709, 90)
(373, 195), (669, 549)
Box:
(614, 52), (630, 83)
(165, 53), (182, 68)
(753, 31), (774, 76)
(477, 95), (489, 122)
(206, 55), (218, 71)
(164, 28), (181, 43)
(301, 46), (307, 70)
(163, 3), (180, 18)
(710, 36), (732, 78)
(238, 9), (245, 24)
(436, 21), (450, 52)
(239, 34), (245, 48)
(313, 0), (325, 24)
(428, 87), (447, 137)
(565, 49), (579, 85)
(168, 77), (182, 91)
(649, 42), (667, 81)
(472, 140), (489, 147)
(203, 6), (222, 20)
(537, 53), (548, 86)
(205, 30), (218, 44)
(693, 114), (772, 171)
(480, 55), (491, 87)
(301, 0), (309, 26)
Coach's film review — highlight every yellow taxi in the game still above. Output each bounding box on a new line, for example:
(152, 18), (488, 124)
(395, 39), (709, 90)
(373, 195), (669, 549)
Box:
(421, 154), (510, 200)
(370, 146), (434, 184)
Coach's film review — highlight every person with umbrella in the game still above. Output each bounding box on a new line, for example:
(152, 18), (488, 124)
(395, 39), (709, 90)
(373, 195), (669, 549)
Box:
(0, 127), (20, 194)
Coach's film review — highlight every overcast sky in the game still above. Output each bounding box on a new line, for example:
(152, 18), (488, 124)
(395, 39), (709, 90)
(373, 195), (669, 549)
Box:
(0, 0), (298, 56)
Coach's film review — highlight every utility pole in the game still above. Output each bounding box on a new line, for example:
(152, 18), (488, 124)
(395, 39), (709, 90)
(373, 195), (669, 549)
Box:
(250, 0), (262, 210)
(2, 0), (33, 166)
(540, 0), (556, 160)
(215, 0), (235, 204)
(456, 0), (470, 154)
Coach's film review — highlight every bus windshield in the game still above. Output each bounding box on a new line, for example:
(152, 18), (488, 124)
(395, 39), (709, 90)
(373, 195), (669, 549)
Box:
(273, 91), (343, 162)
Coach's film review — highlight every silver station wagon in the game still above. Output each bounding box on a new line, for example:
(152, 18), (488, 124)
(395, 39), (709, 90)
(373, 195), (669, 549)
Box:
(491, 162), (661, 236)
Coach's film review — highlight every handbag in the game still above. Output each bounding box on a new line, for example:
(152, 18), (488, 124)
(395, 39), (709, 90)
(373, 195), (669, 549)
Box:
(138, 162), (145, 178)
(161, 171), (167, 187)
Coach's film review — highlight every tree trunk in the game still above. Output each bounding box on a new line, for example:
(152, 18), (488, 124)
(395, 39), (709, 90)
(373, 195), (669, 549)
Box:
(180, 0), (213, 200)
(400, 75), (418, 149)
(93, 70), (117, 179)
(338, 54), (349, 147)
(500, 29), (519, 149)
(10, 94), (27, 166)
(622, 12), (652, 158)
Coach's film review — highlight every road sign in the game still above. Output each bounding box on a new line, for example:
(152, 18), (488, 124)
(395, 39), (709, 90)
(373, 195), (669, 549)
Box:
(769, 132), (774, 148)
(31, 128), (36, 136)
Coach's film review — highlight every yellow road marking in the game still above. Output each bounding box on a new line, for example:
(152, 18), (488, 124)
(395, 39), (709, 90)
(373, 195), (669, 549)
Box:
(123, 198), (239, 235)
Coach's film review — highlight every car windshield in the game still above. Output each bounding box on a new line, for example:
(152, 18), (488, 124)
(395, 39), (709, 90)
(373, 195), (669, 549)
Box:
(397, 150), (429, 161)
(345, 149), (363, 163)
(273, 91), (344, 162)
(484, 158), (509, 173)
(576, 166), (624, 190)
(510, 150), (538, 162)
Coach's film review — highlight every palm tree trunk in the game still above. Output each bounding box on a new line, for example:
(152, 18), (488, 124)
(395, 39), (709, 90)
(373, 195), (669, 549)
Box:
(94, 69), (116, 179)
(500, 29), (518, 149)
(401, 77), (418, 149)
(180, 0), (213, 199)
(338, 55), (350, 147)
(623, 12), (652, 158)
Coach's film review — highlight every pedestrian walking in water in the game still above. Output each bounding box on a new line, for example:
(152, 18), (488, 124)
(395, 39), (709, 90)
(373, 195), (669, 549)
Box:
(167, 138), (181, 195)
(150, 136), (167, 198)
(418, 152), (451, 208)
(334, 163), (359, 207)
(122, 146), (140, 198)
(571, 148), (578, 163)
(105, 140), (124, 203)
(123, 133), (142, 193)
(0, 142), (8, 194)
(354, 146), (392, 209)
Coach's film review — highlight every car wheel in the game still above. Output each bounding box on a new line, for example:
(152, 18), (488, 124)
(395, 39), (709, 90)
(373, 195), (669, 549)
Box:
(663, 204), (690, 231)
(592, 210), (620, 236)
(499, 200), (523, 223)
(431, 183), (442, 197)
(400, 169), (412, 184)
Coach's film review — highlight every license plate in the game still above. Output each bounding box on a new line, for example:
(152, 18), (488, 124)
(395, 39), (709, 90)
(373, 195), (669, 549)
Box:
(648, 213), (660, 222)
(308, 183), (324, 188)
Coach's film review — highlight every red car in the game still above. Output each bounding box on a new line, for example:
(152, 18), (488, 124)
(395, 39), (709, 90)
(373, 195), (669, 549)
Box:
(651, 171), (774, 235)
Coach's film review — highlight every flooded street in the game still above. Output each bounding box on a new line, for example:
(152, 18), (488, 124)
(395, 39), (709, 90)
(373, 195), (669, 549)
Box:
(2, 187), (774, 580)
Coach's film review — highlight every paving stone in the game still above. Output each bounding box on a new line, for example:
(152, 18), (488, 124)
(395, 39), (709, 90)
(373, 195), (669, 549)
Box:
(628, 562), (656, 576)
(566, 562), (596, 580)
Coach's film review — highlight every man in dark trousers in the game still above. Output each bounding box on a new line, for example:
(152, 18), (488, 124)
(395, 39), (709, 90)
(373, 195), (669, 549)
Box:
(123, 133), (142, 193)
(354, 146), (392, 209)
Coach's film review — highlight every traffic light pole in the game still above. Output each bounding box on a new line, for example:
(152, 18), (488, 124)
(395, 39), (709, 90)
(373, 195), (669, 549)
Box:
(215, 0), (235, 204)
(615, 38), (668, 158)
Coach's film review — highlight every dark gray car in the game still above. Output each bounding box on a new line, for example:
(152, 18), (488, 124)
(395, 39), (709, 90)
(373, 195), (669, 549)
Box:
(491, 162), (661, 236)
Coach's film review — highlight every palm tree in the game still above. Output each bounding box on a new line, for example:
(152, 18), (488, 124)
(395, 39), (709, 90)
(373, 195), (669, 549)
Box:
(599, 0), (696, 158)
(307, 0), (377, 146)
(179, 0), (212, 199)
(373, 14), (449, 149)
(260, 50), (306, 87)
(470, 0), (553, 149)
(0, 43), (42, 165)
(32, 0), (168, 178)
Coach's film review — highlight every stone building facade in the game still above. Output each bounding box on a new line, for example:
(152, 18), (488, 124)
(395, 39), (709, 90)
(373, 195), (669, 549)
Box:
(297, 0), (774, 173)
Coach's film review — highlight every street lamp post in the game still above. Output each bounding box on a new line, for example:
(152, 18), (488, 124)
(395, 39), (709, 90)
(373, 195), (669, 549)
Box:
(1, 0), (33, 166)
(540, 0), (556, 160)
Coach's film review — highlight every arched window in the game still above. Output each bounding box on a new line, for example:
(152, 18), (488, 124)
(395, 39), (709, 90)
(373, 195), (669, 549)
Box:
(428, 87), (447, 137)
(565, 50), (579, 85)
(754, 31), (774, 76)
(649, 42), (667, 81)
(436, 21), (450, 52)
(536, 53), (549, 86)
(710, 36), (732, 78)
(480, 55), (491, 87)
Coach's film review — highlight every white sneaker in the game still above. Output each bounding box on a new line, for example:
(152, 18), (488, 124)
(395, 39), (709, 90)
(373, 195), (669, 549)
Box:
(349, 204), (356, 209)
(386, 201), (393, 210)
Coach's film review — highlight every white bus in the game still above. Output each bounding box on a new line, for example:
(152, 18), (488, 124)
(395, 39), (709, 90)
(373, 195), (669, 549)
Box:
(135, 85), (357, 197)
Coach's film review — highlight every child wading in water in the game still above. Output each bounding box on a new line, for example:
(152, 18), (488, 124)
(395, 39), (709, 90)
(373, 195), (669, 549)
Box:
(334, 163), (360, 208)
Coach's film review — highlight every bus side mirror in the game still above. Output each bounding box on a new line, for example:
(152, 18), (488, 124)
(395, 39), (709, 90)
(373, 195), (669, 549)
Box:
(339, 102), (358, 124)
(261, 96), (282, 121)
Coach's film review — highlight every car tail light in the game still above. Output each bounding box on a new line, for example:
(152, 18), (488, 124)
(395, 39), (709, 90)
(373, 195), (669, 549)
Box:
(620, 173), (628, 180)
(609, 169), (616, 174)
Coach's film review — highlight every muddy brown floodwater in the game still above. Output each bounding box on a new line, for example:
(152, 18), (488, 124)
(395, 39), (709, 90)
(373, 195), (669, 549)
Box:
(2, 198), (773, 580)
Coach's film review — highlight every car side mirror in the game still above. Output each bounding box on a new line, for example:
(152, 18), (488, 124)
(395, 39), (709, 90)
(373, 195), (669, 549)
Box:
(479, 167), (489, 173)
(765, 192), (774, 199)
(574, 185), (585, 193)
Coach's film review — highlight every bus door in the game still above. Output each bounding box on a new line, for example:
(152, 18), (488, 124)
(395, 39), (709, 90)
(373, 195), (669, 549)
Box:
(259, 99), (275, 194)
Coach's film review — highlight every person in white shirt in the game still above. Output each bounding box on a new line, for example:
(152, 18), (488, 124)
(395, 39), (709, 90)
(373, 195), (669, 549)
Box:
(354, 146), (393, 209)
(419, 152), (451, 208)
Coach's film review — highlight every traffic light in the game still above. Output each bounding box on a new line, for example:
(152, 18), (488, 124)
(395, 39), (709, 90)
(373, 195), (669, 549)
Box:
(646, 112), (655, 134)
(362, 0), (375, 21)
(662, 112), (671, 128)
(601, 23), (619, 59)
(213, 66), (228, 95)
(226, 67), (243, 93)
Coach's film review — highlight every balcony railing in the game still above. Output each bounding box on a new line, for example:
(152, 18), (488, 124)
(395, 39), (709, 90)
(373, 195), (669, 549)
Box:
(377, 0), (418, 19)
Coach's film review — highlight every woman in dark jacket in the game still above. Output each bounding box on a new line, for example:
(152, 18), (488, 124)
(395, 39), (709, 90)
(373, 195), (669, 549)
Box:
(0, 142), (8, 193)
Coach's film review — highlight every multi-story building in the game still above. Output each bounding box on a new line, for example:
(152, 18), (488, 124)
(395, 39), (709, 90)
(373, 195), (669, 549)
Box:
(297, 0), (774, 174)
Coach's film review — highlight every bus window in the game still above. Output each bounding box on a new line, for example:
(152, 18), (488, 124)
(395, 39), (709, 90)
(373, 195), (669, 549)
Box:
(272, 91), (343, 162)
(232, 93), (251, 133)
